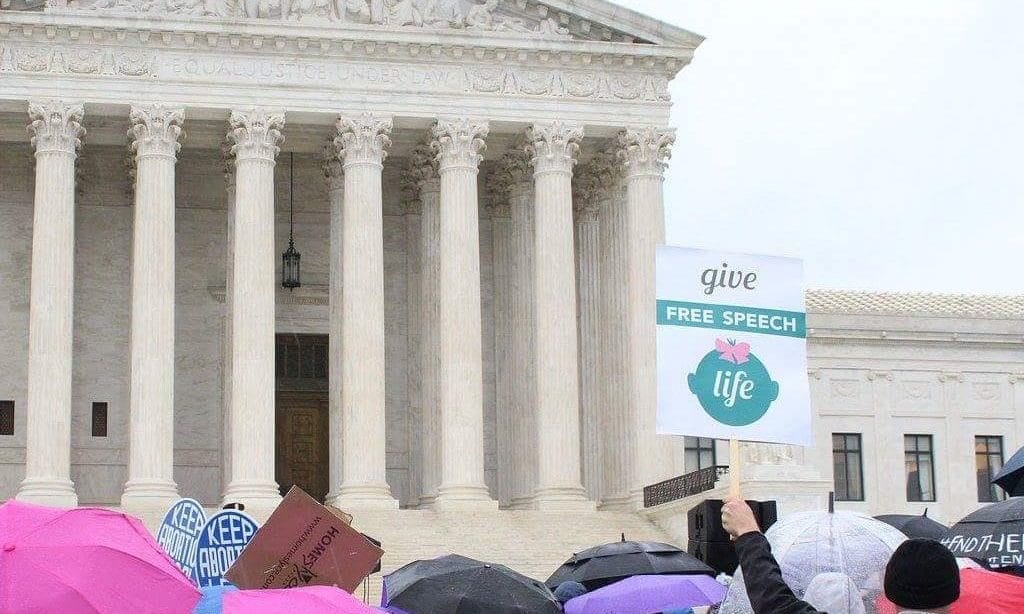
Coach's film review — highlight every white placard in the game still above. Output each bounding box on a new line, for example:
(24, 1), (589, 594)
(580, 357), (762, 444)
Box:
(656, 246), (812, 445)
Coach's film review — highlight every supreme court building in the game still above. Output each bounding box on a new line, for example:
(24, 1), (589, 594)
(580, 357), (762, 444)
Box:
(1, 0), (1022, 558)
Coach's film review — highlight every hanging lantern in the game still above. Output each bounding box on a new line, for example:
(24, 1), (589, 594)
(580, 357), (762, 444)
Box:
(282, 152), (301, 290)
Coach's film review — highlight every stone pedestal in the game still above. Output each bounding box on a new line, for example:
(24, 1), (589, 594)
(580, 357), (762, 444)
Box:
(326, 114), (398, 510)
(121, 104), (185, 512)
(222, 108), (285, 515)
(17, 101), (85, 508)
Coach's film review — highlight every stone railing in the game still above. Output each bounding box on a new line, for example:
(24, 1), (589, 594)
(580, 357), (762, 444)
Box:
(643, 465), (729, 508)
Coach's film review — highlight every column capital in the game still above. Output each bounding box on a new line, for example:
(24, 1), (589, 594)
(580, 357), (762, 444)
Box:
(573, 149), (619, 221)
(481, 166), (512, 220)
(496, 138), (533, 196)
(334, 113), (393, 168)
(431, 118), (488, 173)
(228, 108), (285, 162)
(527, 121), (583, 176)
(220, 139), (236, 184)
(128, 104), (185, 160)
(322, 142), (344, 190)
(617, 126), (675, 179)
(27, 100), (85, 156)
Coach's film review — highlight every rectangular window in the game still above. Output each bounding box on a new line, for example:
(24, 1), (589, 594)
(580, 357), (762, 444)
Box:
(976, 435), (1005, 503)
(905, 434), (936, 502)
(684, 437), (717, 472)
(91, 402), (108, 438)
(0, 400), (13, 436)
(832, 433), (864, 501)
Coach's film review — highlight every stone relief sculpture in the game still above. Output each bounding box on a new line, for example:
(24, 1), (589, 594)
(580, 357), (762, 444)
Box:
(54, 0), (571, 38)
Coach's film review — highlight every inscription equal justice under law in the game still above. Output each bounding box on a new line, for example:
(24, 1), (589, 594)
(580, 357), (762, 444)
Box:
(163, 54), (462, 89)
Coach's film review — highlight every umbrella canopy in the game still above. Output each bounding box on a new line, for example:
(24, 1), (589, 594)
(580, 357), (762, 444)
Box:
(0, 500), (201, 614)
(993, 446), (1024, 497)
(546, 539), (715, 590)
(224, 586), (376, 613)
(718, 511), (906, 614)
(564, 574), (726, 614)
(942, 497), (1024, 569)
(382, 554), (560, 614)
(874, 509), (950, 540)
(876, 568), (1024, 613)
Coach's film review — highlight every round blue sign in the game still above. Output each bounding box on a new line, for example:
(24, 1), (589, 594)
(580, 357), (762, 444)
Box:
(687, 339), (779, 426)
(156, 498), (207, 583)
(194, 510), (259, 588)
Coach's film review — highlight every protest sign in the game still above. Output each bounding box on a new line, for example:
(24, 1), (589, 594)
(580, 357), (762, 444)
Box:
(194, 509), (260, 588)
(225, 486), (383, 593)
(656, 246), (812, 446)
(156, 498), (207, 583)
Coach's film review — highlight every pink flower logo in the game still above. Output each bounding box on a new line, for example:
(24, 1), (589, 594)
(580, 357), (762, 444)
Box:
(715, 338), (751, 365)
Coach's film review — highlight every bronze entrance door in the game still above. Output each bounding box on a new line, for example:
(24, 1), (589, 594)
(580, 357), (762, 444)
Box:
(275, 334), (330, 502)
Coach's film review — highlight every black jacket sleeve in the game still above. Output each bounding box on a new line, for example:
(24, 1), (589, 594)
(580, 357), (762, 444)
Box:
(734, 532), (820, 614)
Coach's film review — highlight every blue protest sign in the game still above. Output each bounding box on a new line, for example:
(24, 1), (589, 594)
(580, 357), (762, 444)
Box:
(156, 498), (208, 583)
(194, 509), (260, 588)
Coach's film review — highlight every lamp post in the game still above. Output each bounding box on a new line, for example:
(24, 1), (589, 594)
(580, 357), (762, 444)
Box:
(282, 151), (301, 290)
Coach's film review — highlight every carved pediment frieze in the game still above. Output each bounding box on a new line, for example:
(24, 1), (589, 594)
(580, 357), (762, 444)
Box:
(47, 0), (622, 42)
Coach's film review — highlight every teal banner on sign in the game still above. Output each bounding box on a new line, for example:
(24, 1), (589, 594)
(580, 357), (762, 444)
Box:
(656, 300), (807, 339)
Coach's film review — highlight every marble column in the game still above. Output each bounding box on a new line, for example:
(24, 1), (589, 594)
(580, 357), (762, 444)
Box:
(221, 142), (236, 495)
(327, 114), (397, 509)
(485, 174), (514, 507)
(323, 150), (345, 505)
(618, 126), (675, 507)
(222, 108), (285, 513)
(413, 145), (442, 508)
(400, 159), (424, 506)
(526, 122), (590, 509)
(17, 101), (85, 507)
(572, 158), (606, 502)
(429, 118), (495, 508)
(596, 152), (631, 510)
(121, 104), (185, 511)
(503, 147), (538, 509)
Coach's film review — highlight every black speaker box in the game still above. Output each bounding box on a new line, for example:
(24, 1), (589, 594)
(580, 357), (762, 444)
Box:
(688, 539), (739, 576)
(687, 499), (778, 543)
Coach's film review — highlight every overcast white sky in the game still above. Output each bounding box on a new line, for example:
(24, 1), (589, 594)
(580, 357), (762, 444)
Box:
(615, 0), (1024, 294)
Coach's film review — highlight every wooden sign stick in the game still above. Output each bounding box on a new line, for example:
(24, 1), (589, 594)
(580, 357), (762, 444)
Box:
(729, 439), (741, 498)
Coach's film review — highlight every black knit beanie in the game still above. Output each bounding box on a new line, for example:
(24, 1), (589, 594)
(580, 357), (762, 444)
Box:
(884, 538), (960, 609)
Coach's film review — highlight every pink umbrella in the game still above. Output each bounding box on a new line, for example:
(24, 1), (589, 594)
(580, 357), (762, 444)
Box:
(222, 585), (377, 613)
(0, 500), (200, 613)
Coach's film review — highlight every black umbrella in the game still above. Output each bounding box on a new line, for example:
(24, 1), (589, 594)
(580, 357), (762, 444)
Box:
(993, 446), (1024, 496)
(383, 554), (560, 614)
(546, 536), (715, 590)
(875, 509), (950, 540)
(942, 497), (1024, 569)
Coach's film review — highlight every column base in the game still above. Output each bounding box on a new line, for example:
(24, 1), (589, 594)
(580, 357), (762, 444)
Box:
(222, 480), (283, 520)
(507, 495), (537, 510)
(327, 485), (399, 511)
(596, 495), (636, 512)
(120, 479), (180, 513)
(16, 477), (78, 508)
(532, 487), (595, 512)
(430, 485), (498, 510)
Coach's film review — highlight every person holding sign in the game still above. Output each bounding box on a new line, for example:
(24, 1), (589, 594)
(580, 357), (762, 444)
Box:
(721, 499), (961, 614)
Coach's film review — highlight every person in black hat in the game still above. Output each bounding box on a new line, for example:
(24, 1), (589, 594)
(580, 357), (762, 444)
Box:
(721, 498), (961, 614)
(884, 538), (960, 613)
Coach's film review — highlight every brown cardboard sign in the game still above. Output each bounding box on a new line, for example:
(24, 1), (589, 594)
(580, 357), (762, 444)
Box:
(224, 486), (383, 592)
